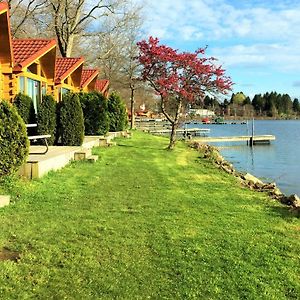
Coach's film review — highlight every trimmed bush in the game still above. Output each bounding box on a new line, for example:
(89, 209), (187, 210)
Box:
(79, 92), (110, 135)
(108, 92), (128, 132)
(58, 93), (84, 146)
(36, 95), (57, 145)
(0, 100), (29, 177)
(13, 93), (36, 124)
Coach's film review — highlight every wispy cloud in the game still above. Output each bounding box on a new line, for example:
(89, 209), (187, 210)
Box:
(139, 0), (300, 73)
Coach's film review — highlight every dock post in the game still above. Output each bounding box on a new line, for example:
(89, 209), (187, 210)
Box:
(250, 118), (254, 147)
(249, 136), (253, 147)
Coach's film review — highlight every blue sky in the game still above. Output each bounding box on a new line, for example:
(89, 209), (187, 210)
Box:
(137, 0), (300, 100)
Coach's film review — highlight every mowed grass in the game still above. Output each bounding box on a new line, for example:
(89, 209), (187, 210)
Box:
(0, 131), (299, 299)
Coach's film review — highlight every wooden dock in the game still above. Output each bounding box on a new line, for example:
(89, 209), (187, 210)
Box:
(194, 135), (275, 145)
(150, 128), (210, 136)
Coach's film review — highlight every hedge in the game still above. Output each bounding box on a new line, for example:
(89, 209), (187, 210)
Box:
(79, 92), (109, 136)
(57, 93), (84, 146)
(108, 92), (128, 132)
(0, 100), (29, 177)
(36, 95), (57, 145)
(13, 93), (36, 124)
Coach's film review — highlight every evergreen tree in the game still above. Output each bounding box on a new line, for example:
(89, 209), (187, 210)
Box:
(108, 92), (128, 132)
(36, 95), (57, 145)
(79, 92), (109, 136)
(293, 98), (300, 113)
(281, 94), (292, 115)
(252, 94), (264, 115)
(243, 96), (251, 105)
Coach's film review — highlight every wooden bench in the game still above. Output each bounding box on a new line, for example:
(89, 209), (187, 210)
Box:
(26, 124), (51, 155)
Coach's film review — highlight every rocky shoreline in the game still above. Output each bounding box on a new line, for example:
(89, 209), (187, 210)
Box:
(190, 142), (300, 216)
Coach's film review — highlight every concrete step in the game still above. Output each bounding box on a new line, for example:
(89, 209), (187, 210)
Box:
(0, 195), (10, 208)
(107, 141), (117, 147)
(87, 155), (99, 162)
(99, 137), (115, 147)
(74, 148), (92, 160)
(123, 131), (132, 138)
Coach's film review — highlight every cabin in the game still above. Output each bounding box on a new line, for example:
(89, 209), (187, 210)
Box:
(54, 57), (84, 101)
(10, 39), (57, 112)
(0, 2), (14, 100)
(80, 69), (99, 93)
(95, 79), (109, 98)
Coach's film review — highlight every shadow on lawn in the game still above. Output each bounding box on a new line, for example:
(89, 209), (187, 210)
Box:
(268, 206), (299, 219)
(117, 143), (167, 151)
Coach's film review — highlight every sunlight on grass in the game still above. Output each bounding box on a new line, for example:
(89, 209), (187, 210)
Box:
(0, 131), (299, 299)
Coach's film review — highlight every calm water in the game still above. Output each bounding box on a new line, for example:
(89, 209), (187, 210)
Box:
(187, 120), (300, 196)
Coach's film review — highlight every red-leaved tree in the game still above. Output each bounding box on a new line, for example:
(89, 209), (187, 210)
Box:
(137, 37), (233, 149)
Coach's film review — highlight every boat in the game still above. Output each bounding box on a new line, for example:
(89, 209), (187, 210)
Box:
(214, 116), (225, 124)
(202, 117), (211, 124)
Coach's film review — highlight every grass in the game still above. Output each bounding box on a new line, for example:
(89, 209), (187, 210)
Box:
(0, 131), (299, 299)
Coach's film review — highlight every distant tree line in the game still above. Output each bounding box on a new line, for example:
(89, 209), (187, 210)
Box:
(197, 92), (300, 118)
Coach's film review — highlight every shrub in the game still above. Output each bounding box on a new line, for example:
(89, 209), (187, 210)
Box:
(13, 93), (36, 124)
(79, 92), (110, 135)
(0, 100), (29, 177)
(36, 95), (57, 145)
(58, 93), (84, 146)
(108, 92), (128, 132)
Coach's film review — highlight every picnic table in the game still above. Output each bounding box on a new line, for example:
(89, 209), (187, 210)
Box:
(26, 124), (51, 155)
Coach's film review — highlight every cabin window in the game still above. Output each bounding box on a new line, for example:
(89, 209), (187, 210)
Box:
(61, 87), (70, 95)
(42, 82), (47, 96)
(27, 78), (41, 113)
(59, 87), (70, 101)
(19, 76), (25, 94)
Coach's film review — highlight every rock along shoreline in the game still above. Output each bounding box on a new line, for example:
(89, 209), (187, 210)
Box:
(190, 142), (300, 217)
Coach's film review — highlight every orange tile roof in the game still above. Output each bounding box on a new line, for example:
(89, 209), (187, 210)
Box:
(55, 57), (84, 83)
(0, 2), (9, 13)
(95, 79), (109, 93)
(13, 39), (56, 71)
(80, 69), (99, 88)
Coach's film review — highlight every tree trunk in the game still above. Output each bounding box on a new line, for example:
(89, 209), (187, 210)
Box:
(130, 86), (135, 129)
(167, 99), (182, 150)
(66, 35), (75, 57)
(168, 122), (177, 149)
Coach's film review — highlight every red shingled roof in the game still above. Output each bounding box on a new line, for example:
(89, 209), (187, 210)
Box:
(80, 69), (99, 88)
(13, 39), (56, 71)
(0, 1), (9, 13)
(95, 79), (109, 93)
(55, 57), (84, 83)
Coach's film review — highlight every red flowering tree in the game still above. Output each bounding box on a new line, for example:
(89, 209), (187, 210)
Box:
(137, 37), (233, 149)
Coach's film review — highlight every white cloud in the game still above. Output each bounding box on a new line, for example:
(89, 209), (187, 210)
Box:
(138, 0), (300, 73)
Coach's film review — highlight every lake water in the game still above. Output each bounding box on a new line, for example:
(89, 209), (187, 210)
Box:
(187, 120), (300, 196)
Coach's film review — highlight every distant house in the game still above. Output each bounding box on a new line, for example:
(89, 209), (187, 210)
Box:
(188, 108), (215, 117)
(80, 69), (99, 93)
(0, 2), (14, 100)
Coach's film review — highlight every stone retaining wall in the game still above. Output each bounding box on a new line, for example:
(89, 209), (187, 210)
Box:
(190, 141), (300, 216)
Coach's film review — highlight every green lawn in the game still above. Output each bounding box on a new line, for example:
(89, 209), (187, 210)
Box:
(0, 131), (299, 299)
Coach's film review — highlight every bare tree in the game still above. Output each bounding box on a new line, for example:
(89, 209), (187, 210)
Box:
(45, 0), (126, 57)
(8, 0), (48, 37)
(90, 3), (143, 128)
(118, 8), (142, 129)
